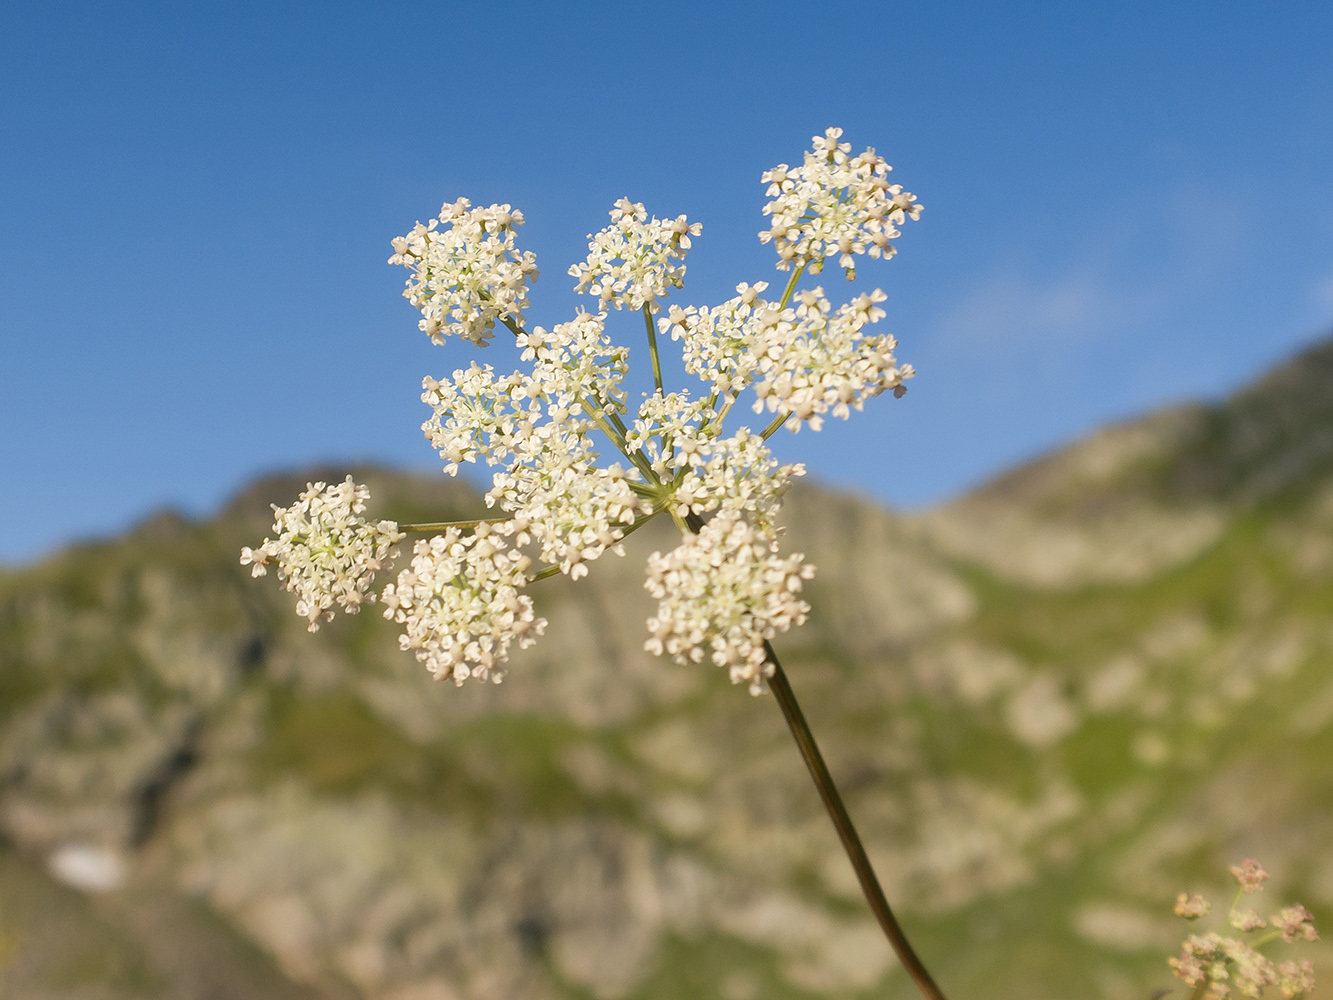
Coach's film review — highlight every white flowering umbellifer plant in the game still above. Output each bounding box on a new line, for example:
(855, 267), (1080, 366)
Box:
(1168, 859), (1318, 999)
(246, 129), (950, 1000)
(249, 127), (918, 691)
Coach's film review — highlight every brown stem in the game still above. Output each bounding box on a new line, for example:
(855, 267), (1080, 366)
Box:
(763, 641), (951, 1000)
(679, 510), (947, 998)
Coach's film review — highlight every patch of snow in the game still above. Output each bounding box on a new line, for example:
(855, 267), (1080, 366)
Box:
(48, 844), (127, 893)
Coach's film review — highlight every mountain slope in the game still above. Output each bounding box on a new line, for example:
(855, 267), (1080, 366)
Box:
(3, 337), (1333, 1000)
(918, 336), (1333, 586)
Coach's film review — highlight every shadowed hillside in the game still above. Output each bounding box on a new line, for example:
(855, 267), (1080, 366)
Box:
(2, 337), (1333, 1000)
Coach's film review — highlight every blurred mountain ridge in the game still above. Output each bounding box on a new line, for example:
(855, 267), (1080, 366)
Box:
(2, 335), (1333, 1000)
(917, 336), (1333, 586)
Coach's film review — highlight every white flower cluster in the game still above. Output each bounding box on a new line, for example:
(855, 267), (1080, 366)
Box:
(1279, 962), (1318, 999)
(389, 199), (538, 346)
(626, 390), (716, 475)
(680, 428), (802, 529)
(249, 127), (920, 690)
(644, 511), (814, 694)
(627, 394), (802, 528)
(569, 198), (701, 312)
(514, 309), (630, 414)
(240, 477), (404, 631)
(1171, 932), (1280, 998)
(380, 522), (545, 685)
(422, 312), (645, 581)
(660, 285), (914, 432)
(657, 282), (770, 399)
(761, 127), (922, 277)
(1168, 861), (1318, 1000)
(753, 287), (914, 432)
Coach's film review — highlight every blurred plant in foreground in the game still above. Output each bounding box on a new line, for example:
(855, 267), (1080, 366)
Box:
(245, 128), (951, 996)
(1168, 859), (1318, 999)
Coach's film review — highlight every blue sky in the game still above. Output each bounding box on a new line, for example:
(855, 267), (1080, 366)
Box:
(3, 2), (1332, 565)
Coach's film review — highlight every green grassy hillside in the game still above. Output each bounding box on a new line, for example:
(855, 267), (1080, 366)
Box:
(2, 341), (1332, 1000)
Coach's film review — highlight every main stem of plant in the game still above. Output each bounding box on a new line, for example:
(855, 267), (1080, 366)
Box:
(763, 644), (950, 1000)
(498, 301), (944, 996)
(675, 513), (947, 1000)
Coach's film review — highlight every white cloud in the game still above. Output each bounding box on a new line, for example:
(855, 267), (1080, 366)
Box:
(930, 267), (1150, 353)
(927, 181), (1256, 359)
(1311, 269), (1333, 313)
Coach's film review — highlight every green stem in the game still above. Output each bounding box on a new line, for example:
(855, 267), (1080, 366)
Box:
(617, 511), (659, 540)
(607, 408), (633, 438)
(764, 646), (950, 1000)
(643, 305), (664, 395)
(708, 393), (740, 433)
(750, 267), (805, 443)
(1251, 929), (1282, 948)
(675, 511), (948, 1000)
(400, 518), (512, 533)
(580, 398), (633, 453)
(760, 411), (788, 440)
(777, 262), (807, 309)
(579, 395), (660, 484)
(1228, 887), (1245, 915)
(495, 310), (651, 480)
(527, 511), (660, 583)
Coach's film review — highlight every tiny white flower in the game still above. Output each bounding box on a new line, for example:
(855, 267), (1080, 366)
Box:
(644, 512), (814, 694)
(390, 199), (539, 346)
(760, 127), (921, 277)
(570, 201), (700, 312)
(381, 521), (546, 685)
(749, 286), (913, 432)
(240, 477), (404, 631)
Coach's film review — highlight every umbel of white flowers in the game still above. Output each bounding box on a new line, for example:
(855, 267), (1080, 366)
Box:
(243, 127), (921, 693)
